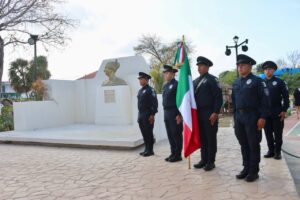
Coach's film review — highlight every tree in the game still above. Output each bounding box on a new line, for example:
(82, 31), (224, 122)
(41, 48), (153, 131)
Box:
(276, 58), (287, 69)
(134, 34), (194, 93)
(287, 50), (300, 68)
(8, 58), (32, 98)
(254, 62), (264, 74)
(281, 73), (300, 95)
(149, 65), (164, 94)
(29, 56), (51, 80)
(0, 0), (76, 93)
(219, 70), (237, 86)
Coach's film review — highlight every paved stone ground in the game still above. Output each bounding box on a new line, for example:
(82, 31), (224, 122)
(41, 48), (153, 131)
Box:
(0, 127), (299, 200)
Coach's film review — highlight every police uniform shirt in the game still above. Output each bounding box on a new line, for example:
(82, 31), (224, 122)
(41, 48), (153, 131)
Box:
(162, 78), (180, 113)
(193, 73), (223, 113)
(137, 84), (158, 115)
(232, 73), (270, 118)
(265, 76), (289, 118)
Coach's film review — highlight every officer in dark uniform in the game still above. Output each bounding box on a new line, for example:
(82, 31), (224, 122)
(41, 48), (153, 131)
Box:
(262, 61), (289, 160)
(162, 65), (183, 162)
(193, 56), (223, 171)
(232, 54), (270, 182)
(294, 88), (300, 119)
(137, 72), (158, 157)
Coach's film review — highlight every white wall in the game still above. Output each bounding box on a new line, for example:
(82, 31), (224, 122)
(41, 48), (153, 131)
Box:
(14, 80), (75, 131)
(154, 95), (167, 141)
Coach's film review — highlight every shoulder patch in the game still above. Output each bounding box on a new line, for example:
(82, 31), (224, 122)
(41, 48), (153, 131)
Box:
(151, 88), (156, 97)
(215, 77), (221, 88)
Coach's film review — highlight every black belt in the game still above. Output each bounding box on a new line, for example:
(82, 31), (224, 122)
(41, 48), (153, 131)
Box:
(238, 108), (256, 113)
(164, 107), (177, 110)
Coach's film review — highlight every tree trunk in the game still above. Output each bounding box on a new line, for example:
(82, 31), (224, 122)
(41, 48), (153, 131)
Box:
(0, 36), (4, 96)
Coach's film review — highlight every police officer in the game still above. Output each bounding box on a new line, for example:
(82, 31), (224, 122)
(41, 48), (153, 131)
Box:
(137, 72), (158, 157)
(162, 65), (183, 162)
(232, 54), (270, 182)
(294, 88), (300, 120)
(262, 61), (289, 160)
(193, 56), (223, 171)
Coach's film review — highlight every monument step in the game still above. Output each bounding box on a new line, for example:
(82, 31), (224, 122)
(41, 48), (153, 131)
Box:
(0, 124), (144, 149)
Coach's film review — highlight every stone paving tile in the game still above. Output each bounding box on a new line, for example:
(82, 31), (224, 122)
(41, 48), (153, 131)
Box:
(0, 127), (299, 200)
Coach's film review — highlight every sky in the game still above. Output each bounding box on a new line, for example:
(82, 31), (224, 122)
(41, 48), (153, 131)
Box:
(3, 0), (300, 81)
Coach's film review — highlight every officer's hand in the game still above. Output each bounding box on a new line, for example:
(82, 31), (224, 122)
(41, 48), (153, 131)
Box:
(209, 113), (218, 126)
(149, 115), (155, 124)
(257, 118), (266, 130)
(278, 112), (286, 121)
(176, 115), (183, 124)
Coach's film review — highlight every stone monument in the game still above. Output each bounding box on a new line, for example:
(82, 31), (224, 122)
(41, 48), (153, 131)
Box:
(1, 55), (167, 148)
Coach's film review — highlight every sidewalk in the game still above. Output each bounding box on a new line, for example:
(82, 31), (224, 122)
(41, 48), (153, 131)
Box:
(0, 126), (298, 200)
(283, 113), (300, 197)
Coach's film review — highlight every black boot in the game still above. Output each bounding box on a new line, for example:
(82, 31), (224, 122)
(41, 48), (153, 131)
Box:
(236, 168), (248, 179)
(143, 143), (154, 157)
(245, 174), (259, 182)
(165, 154), (175, 162)
(264, 151), (274, 158)
(274, 152), (282, 160)
(169, 155), (182, 162)
(139, 146), (147, 155)
(143, 151), (154, 157)
(203, 163), (215, 171)
(194, 160), (206, 169)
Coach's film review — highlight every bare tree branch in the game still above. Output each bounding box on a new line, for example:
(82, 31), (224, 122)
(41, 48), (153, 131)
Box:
(287, 50), (300, 68)
(0, 0), (77, 91)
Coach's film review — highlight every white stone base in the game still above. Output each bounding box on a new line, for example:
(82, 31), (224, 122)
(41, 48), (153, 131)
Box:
(0, 124), (143, 148)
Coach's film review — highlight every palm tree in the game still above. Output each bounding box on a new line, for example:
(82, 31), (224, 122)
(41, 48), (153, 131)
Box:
(8, 59), (32, 98)
(150, 64), (164, 94)
(29, 56), (51, 81)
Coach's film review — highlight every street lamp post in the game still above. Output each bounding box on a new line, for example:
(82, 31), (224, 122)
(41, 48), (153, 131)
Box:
(28, 34), (38, 80)
(225, 35), (249, 77)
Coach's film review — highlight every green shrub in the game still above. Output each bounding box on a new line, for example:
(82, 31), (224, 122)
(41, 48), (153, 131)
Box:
(286, 108), (292, 117)
(0, 106), (14, 131)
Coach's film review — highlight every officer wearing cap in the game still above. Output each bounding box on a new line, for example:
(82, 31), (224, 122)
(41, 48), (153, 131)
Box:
(293, 88), (300, 120)
(262, 61), (289, 160)
(137, 72), (158, 157)
(232, 54), (270, 182)
(162, 65), (183, 162)
(193, 56), (223, 171)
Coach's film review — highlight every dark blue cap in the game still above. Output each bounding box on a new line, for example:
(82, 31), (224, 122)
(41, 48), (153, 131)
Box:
(196, 56), (213, 67)
(236, 54), (256, 65)
(262, 61), (277, 70)
(163, 65), (178, 73)
(138, 72), (151, 80)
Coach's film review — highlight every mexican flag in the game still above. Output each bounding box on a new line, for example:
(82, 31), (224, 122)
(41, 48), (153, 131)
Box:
(175, 38), (201, 158)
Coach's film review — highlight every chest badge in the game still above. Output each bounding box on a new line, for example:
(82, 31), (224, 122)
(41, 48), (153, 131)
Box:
(246, 79), (252, 85)
(272, 81), (277, 86)
(143, 90), (146, 94)
(169, 84), (173, 89)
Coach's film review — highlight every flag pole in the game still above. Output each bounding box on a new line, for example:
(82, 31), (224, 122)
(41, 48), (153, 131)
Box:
(188, 156), (191, 169)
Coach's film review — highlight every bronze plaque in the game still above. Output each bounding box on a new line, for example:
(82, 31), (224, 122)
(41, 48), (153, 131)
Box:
(104, 90), (115, 103)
